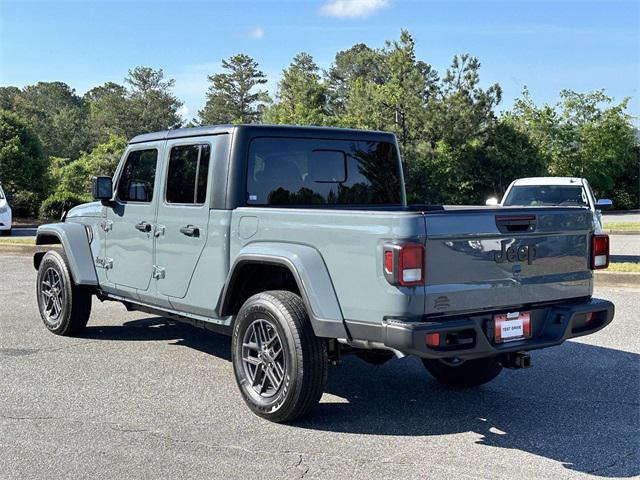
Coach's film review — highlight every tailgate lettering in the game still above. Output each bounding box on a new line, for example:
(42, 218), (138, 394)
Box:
(495, 243), (537, 265)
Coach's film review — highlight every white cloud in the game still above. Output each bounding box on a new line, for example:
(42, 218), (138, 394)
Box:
(177, 105), (190, 121)
(319, 0), (389, 18)
(249, 26), (265, 39)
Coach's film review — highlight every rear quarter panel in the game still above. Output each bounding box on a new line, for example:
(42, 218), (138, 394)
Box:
(229, 207), (427, 324)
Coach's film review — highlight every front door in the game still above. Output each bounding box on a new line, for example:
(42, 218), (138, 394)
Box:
(154, 139), (213, 298)
(106, 144), (162, 291)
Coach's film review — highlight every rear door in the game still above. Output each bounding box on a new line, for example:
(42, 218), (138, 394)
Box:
(154, 138), (213, 298)
(423, 207), (594, 316)
(106, 144), (162, 291)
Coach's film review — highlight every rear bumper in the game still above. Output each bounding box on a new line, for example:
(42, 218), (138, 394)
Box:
(348, 298), (614, 360)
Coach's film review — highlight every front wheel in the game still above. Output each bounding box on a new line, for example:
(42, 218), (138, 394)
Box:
(422, 356), (503, 387)
(36, 250), (92, 336)
(231, 290), (327, 423)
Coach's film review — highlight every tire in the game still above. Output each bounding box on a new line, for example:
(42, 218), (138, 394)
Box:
(36, 250), (92, 336)
(231, 290), (327, 423)
(0, 228), (10, 236)
(422, 356), (502, 387)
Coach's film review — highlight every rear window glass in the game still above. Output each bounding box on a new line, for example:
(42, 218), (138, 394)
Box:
(504, 185), (588, 207)
(246, 138), (402, 205)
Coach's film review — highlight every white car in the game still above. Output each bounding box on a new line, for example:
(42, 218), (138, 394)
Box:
(0, 184), (12, 235)
(486, 177), (612, 232)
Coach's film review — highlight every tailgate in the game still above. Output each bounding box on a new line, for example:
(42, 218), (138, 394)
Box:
(424, 207), (593, 316)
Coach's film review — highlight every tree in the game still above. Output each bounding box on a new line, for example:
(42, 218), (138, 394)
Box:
(425, 54), (502, 148)
(506, 88), (639, 208)
(0, 111), (48, 216)
(326, 43), (386, 116)
(479, 121), (547, 199)
(377, 30), (439, 152)
(0, 86), (21, 110)
(199, 54), (269, 124)
(84, 82), (132, 143)
(264, 52), (328, 125)
(125, 67), (183, 135)
(336, 30), (438, 154)
(51, 134), (127, 198)
(9, 82), (90, 160)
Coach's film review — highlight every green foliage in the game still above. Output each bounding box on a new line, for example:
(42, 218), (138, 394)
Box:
(6, 82), (90, 160)
(199, 54), (270, 124)
(125, 67), (183, 134)
(85, 69), (183, 144)
(52, 134), (127, 197)
(506, 88), (638, 208)
(10, 191), (42, 218)
(0, 110), (47, 216)
(0, 86), (21, 110)
(39, 190), (91, 219)
(263, 53), (328, 126)
(326, 43), (386, 117)
(85, 82), (132, 143)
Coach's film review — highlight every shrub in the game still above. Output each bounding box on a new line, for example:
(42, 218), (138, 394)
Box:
(9, 190), (41, 218)
(39, 191), (90, 220)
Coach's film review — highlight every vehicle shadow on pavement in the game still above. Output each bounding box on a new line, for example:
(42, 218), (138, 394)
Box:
(302, 341), (640, 478)
(82, 317), (232, 360)
(81, 318), (638, 478)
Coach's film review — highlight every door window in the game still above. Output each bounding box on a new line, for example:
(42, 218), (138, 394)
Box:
(166, 144), (211, 205)
(117, 149), (158, 203)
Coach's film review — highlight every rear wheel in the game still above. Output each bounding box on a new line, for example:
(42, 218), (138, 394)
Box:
(0, 228), (10, 236)
(36, 250), (91, 336)
(422, 356), (502, 387)
(231, 290), (327, 423)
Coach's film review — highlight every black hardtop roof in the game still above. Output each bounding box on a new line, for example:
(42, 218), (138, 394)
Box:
(128, 124), (396, 144)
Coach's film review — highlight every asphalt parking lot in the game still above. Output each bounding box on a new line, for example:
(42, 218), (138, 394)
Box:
(1, 254), (638, 479)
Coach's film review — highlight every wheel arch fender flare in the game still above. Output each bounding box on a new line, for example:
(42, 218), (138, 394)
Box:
(219, 242), (348, 339)
(34, 223), (98, 286)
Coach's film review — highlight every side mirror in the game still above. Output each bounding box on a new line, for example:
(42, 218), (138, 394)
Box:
(92, 176), (113, 201)
(485, 197), (499, 206)
(595, 198), (613, 210)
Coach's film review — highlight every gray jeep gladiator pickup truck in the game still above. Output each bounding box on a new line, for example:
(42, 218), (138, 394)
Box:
(33, 125), (614, 422)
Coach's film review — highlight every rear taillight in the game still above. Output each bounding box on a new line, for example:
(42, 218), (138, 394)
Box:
(591, 234), (609, 269)
(383, 243), (425, 286)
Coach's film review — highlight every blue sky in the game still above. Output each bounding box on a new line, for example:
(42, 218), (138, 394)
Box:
(1, 0), (638, 122)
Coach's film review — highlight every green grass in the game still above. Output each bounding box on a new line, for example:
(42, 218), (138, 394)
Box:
(603, 222), (640, 232)
(0, 237), (35, 245)
(606, 262), (640, 273)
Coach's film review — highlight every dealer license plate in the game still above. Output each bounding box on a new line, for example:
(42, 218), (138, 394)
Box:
(494, 311), (531, 343)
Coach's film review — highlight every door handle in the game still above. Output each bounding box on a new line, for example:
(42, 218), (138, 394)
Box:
(180, 225), (200, 237)
(135, 221), (152, 233)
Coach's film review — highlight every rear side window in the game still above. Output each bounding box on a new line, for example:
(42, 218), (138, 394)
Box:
(117, 149), (158, 202)
(166, 144), (211, 204)
(246, 138), (402, 206)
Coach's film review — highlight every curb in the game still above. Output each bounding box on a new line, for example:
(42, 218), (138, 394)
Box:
(606, 230), (640, 236)
(0, 244), (37, 255)
(594, 271), (640, 288)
